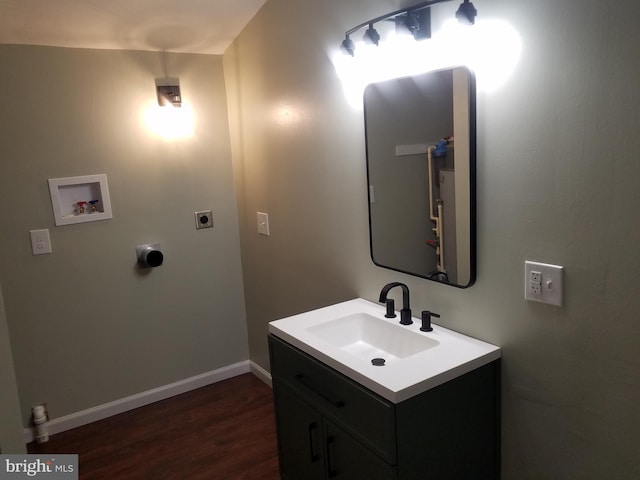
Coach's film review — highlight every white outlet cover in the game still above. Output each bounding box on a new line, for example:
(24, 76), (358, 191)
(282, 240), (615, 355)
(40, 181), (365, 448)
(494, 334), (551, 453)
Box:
(524, 261), (564, 307)
(30, 229), (52, 255)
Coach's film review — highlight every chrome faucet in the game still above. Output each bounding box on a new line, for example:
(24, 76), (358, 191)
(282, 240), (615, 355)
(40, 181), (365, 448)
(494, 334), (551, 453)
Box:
(379, 282), (412, 325)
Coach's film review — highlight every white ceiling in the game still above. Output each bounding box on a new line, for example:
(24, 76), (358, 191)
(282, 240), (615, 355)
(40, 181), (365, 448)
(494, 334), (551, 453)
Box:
(0, 0), (268, 54)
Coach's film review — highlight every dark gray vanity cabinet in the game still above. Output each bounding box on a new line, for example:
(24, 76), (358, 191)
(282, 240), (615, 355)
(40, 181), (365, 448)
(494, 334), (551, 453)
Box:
(269, 335), (500, 480)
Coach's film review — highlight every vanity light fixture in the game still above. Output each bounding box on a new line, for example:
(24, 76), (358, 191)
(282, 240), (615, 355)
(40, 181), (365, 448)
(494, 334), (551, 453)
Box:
(340, 0), (477, 56)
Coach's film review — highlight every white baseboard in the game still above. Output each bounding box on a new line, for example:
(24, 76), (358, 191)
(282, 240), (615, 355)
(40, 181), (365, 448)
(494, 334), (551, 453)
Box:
(24, 361), (252, 444)
(249, 360), (272, 387)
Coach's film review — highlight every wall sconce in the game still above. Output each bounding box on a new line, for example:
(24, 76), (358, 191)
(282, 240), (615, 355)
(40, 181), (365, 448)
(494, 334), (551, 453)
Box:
(155, 77), (182, 107)
(340, 0), (477, 56)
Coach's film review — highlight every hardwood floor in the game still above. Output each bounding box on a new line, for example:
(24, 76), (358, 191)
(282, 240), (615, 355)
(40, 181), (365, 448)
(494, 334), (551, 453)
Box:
(28, 373), (280, 480)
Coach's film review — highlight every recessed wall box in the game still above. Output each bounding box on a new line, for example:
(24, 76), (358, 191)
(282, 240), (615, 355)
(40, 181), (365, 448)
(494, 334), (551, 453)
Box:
(48, 174), (113, 226)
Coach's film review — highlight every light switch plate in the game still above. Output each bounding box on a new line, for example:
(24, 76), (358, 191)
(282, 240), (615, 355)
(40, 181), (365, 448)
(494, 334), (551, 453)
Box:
(257, 212), (270, 236)
(524, 261), (564, 307)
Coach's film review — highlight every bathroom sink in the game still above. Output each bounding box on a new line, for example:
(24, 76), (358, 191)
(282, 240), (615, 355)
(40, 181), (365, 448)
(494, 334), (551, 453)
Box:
(269, 298), (500, 403)
(306, 312), (439, 360)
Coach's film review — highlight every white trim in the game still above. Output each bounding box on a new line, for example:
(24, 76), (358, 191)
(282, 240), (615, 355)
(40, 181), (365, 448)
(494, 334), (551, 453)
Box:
(249, 361), (272, 388)
(24, 361), (250, 444)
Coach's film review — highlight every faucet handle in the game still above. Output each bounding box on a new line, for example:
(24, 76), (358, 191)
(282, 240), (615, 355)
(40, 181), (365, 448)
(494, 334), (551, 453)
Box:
(384, 299), (396, 318)
(399, 308), (413, 325)
(420, 310), (440, 332)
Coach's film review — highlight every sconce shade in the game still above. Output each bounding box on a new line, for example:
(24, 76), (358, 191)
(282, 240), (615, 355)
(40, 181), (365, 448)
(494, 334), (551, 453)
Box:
(155, 77), (182, 107)
(402, 12), (420, 33)
(341, 36), (356, 56)
(410, 8), (431, 40)
(363, 24), (381, 45)
(455, 0), (477, 25)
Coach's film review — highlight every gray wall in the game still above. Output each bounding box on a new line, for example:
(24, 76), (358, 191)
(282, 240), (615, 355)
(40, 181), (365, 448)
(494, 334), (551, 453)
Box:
(0, 46), (248, 426)
(0, 285), (25, 453)
(226, 0), (640, 478)
(1, 0), (638, 476)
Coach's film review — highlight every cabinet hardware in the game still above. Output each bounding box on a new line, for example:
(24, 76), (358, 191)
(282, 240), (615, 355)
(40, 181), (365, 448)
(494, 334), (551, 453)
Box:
(308, 422), (320, 462)
(326, 436), (338, 478)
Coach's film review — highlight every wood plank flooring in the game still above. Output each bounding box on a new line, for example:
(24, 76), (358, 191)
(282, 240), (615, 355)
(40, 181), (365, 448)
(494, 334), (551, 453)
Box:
(28, 373), (280, 480)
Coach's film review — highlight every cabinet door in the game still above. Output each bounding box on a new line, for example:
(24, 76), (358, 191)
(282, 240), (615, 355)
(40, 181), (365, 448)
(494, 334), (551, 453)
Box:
(274, 382), (325, 480)
(324, 420), (396, 480)
(269, 335), (396, 463)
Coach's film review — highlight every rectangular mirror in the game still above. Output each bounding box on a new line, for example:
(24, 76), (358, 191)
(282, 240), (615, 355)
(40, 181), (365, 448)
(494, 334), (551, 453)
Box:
(364, 66), (476, 287)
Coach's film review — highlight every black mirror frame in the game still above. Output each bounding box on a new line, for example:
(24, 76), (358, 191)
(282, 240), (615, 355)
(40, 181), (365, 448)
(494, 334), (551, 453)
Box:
(364, 67), (477, 288)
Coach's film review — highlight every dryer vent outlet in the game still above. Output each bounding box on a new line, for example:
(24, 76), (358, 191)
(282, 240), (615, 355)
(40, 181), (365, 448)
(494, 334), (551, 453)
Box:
(136, 243), (164, 268)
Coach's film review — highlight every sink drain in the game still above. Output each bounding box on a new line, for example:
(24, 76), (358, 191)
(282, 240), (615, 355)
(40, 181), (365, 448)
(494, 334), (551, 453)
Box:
(371, 357), (386, 366)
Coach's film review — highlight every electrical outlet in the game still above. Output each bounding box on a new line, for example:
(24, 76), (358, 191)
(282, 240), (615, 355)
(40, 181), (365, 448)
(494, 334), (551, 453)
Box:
(524, 261), (564, 307)
(528, 269), (542, 295)
(530, 270), (542, 283)
(529, 279), (541, 295)
(30, 229), (52, 255)
(194, 210), (213, 229)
